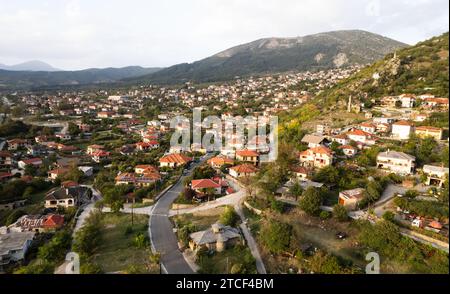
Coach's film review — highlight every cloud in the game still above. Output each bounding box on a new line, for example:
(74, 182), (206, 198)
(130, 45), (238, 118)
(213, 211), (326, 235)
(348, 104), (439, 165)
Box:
(0, 0), (447, 70)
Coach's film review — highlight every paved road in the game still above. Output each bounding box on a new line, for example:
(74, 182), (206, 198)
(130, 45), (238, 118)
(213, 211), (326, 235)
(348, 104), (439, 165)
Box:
(168, 188), (245, 217)
(149, 154), (213, 274)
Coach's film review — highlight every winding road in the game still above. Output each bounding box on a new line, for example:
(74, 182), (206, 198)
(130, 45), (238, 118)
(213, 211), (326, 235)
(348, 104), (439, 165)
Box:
(149, 154), (212, 274)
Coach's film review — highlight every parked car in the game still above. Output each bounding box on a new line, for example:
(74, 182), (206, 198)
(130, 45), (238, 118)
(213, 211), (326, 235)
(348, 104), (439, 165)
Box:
(336, 232), (348, 240)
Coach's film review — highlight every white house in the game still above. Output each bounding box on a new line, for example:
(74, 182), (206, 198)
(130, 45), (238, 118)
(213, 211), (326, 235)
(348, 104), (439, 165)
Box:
(392, 121), (413, 140)
(423, 165), (449, 187)
(0, 231), (35, 269)
(377, 151), (416, 175)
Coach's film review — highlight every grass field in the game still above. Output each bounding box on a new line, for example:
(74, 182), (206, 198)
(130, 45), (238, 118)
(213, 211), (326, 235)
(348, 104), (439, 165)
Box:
(91, 213), (159, 273)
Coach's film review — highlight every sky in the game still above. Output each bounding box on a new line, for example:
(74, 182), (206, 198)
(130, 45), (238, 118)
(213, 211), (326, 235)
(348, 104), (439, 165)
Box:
(0, 0), (448, 70)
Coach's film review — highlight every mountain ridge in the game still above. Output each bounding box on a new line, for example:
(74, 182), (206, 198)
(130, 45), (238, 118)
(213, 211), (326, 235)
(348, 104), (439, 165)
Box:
(126, 30), (408, 85)
(0, 60), (60, 72)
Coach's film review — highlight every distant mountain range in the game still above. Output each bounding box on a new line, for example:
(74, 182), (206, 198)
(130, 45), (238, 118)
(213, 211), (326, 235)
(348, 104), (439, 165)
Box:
(0, 66), (162, 90)
(0, 60), (60, 71)
(0, 30), (407, 89)
(127, 30), (408, 85)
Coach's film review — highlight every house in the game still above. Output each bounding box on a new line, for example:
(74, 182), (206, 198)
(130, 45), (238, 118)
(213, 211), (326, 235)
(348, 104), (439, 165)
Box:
(301, 134), (327, 148)
(229, 164), (258, 178)
(136, 140), (159, 151)
(339, 145), (357, 157)
(159, 153), (192, 168)
(115, 172), (161, 187)
(44, 185), (90, 208)
(338, 188), (365, 210)
(423, 165), (449, 187)
(0, 231), (35, 269)
(235, 149), (259, 165)
(0, 151), (13, 168)
(377, 151), (416, 175)
(415, 126), (443, 141)
(331, 134), (349, 146)
(316, 124), (331, 135)
(375, 123), (391, 134)
(422, 97), (449, 110)
(191, 179), (222, 195)
(8, 214), (64, 233)
(97, 111), (115, 118)
(189, 223), (241, 253)
(78, 166), (94, 177)
(207, 156), (234, 169)
(0, 199), (26, 211)
(299, 146), (334, 169)
(18, 158), (43, 170)
(135, 165), (159, 175)
(399, 94), (416, 108)
(360, 122), (377, 134)
(48, 168), (70, 180)
(55, 133), (71, 141)
(345, 129), (377, 145)
(290, 166), (311, 180)
(7, 139), (27, 150)
(91, 150), (110, 163)
(392, 121), (413, 140)
(86, 144), (104, 155)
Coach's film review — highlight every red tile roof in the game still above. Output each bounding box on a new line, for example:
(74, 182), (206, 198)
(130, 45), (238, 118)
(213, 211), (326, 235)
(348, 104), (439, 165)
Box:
(236, 149), (259, 157)
(159, 153), (192, 164)
(191, 179), (221, 190)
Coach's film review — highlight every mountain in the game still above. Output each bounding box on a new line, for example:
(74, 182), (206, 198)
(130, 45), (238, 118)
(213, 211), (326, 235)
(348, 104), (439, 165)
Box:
(0, 60), (60, 71)
(316, 32), (449, 107)
(127, 30), (407, 85)
(0, 66), (162, 90)
(279, 32), (449, 143)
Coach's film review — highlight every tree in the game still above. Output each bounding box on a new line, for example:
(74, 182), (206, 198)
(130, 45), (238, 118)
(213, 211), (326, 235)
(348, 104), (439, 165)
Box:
(333, 204), (349, 222)
(68, 122), (80, 136)
(38, 230), (72, 262)
(289, 181), (303, 200)
(382, 211), (396, 222)
(219, 206), (239, 227)
(299, 187), (323, 216)
(310, 250), (343, 274)
(259, 220), (292, 254)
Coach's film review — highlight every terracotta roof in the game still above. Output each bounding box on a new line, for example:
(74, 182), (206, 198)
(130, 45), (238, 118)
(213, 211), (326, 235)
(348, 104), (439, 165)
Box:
(43, 214), (64, 228)
(346, 129), (372, 137)
(230, 164), (258, 174)
(208, 156), (234, 166)
(159, 153), (192, 164)
(191, 179), (221, 189)
(236, 149), (259, 157)
(339, 145), (357, 150)
(415, 126), (442, 132)
(393, 120), (413, 126)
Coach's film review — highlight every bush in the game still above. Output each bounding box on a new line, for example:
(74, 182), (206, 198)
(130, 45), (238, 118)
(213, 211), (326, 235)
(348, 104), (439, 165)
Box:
(319, 211), (331, 220)
(382, 211), (396, 222)
(333, 204), (349, 222)
(299, 187), (323, 216)
(259, 220), (292, 254)
(219, 206), (240, 227)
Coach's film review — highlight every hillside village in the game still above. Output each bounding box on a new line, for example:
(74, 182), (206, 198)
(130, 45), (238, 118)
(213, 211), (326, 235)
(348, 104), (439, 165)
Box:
(0, 33), (449, 275)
